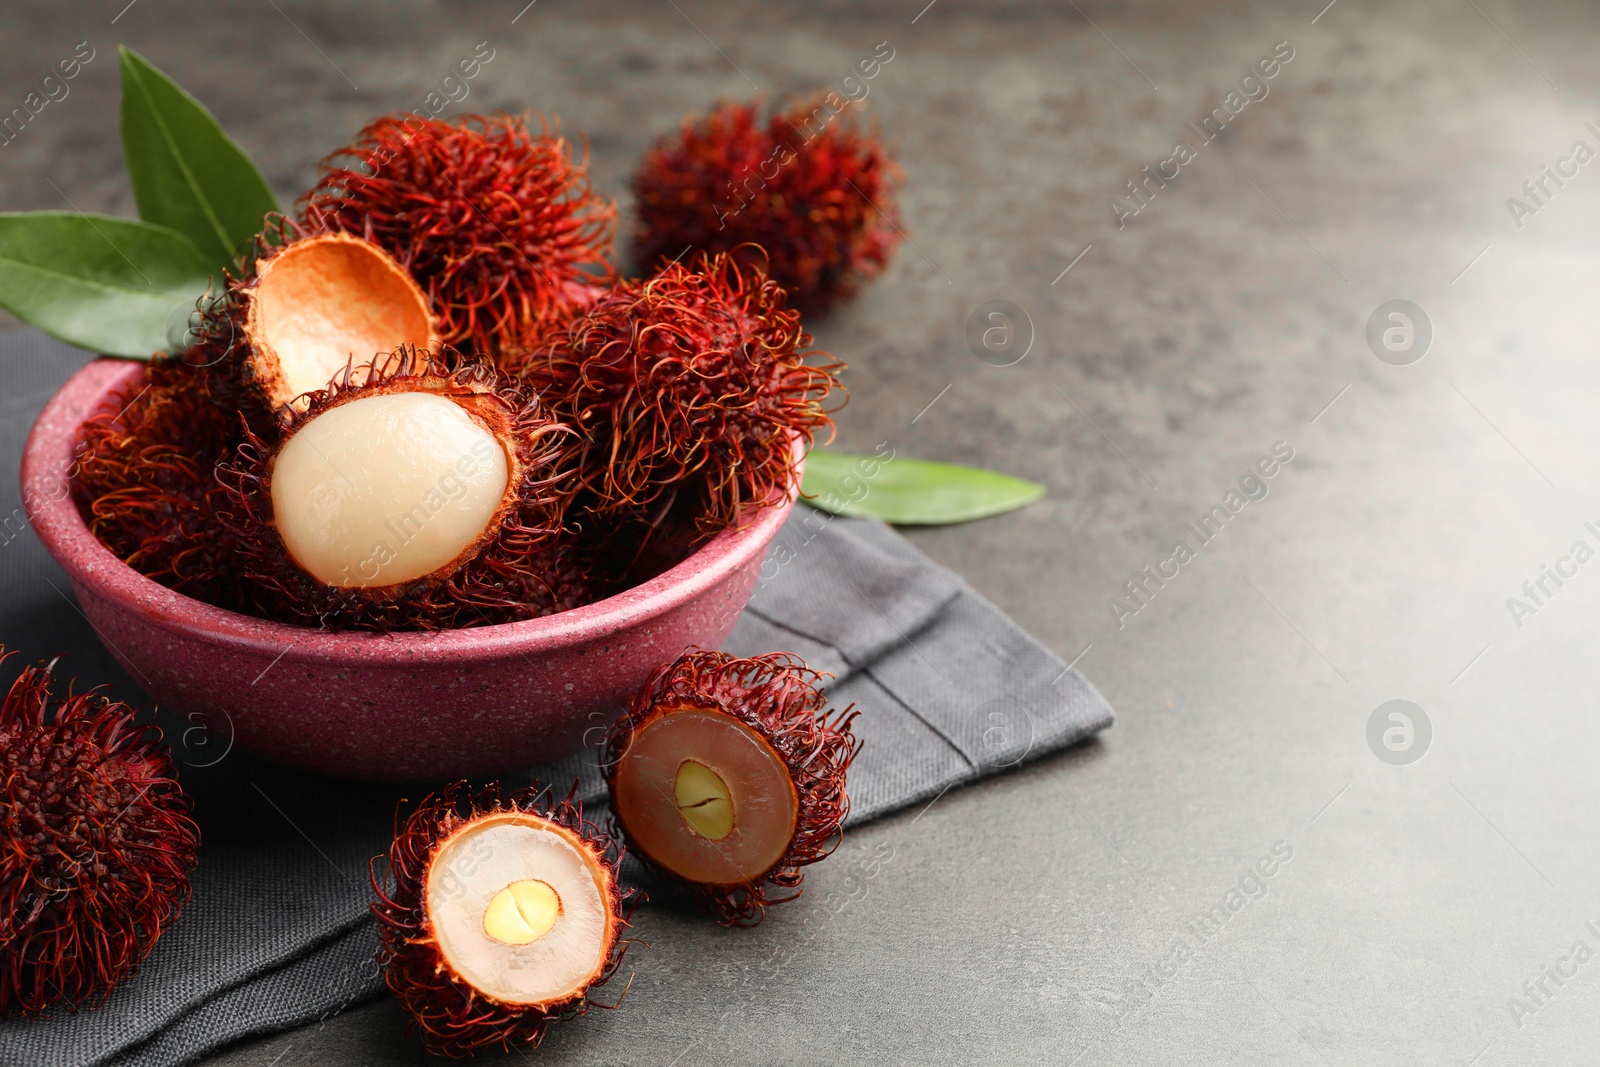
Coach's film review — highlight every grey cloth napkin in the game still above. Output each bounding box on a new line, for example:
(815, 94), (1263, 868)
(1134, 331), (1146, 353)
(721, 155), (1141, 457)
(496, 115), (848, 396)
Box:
(0, 329), (1113, 1067)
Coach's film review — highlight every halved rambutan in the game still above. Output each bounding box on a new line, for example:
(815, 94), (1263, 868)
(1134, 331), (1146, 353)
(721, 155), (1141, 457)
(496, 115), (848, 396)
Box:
(0, 650), (199, 1016)
(216, 347), (576, 631)
(71, 358), (258, 612)
(510, 251), (842, 539)
(603, 650), (860, 926)
(371, 782), (636, 1057)
(300, 114), (616, 359)
(182, 217), (438, 417)
(632, 96), (902, 310)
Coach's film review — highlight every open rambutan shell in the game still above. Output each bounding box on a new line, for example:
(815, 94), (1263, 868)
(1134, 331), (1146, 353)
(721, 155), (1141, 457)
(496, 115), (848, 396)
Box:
(216, 347), (577, 631)
(182, 220), (438, 418)
(0, 650), (199, 1016)
(371, 782), (635, 1057)
(603, 650), (860, 926)
(243, 231), (437, 410)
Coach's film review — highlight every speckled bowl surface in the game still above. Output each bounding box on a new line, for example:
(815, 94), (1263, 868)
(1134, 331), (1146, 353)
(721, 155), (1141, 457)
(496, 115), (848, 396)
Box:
(22, 357), (794, 782)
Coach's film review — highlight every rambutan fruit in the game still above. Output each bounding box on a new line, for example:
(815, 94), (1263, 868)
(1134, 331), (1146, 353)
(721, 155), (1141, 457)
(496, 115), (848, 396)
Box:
(371, 782), (635, 1057)
(602, 650), (860, 926)
(182, 218), (438, 417)
(511, 251), (842, 540)
(71, 357), (259, 612)
(216, 347), (576, 631)
(0, 650), (199, 1016)
(632, 96), (902, 310)
(300, 114), (617, 359)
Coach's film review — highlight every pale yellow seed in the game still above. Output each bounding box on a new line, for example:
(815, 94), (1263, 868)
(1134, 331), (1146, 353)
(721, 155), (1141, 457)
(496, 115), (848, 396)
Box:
(481, 878), (562, 946)
(674, 760), (735, 841)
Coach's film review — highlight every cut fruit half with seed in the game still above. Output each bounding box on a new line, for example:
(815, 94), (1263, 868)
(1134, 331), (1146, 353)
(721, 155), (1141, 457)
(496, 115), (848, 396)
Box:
(371, 783), (635, 1057)
(603, 650), (861, 926)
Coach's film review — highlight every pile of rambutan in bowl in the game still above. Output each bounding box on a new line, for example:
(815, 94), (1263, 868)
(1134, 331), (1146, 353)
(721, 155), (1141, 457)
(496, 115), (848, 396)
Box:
(16, 99), (885, 781)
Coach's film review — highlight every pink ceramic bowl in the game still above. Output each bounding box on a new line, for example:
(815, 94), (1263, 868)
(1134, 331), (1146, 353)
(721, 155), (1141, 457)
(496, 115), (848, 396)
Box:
(22, 358), (794, 782)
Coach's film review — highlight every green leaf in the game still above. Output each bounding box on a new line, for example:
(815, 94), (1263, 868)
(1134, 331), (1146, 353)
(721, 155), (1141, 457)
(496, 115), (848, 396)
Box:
(119, 46), (278, 269)
(0, 212), (213, 358)
(801, 449), (1045, 525)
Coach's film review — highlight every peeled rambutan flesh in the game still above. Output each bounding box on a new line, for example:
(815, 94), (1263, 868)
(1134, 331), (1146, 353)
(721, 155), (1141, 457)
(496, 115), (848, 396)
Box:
(632, 96), (902, 310)
(183, 220), (437, 416)
(0, 650), (199, 1016)
(511, 251), (842, 540)
(603, 650), (859, 926)
(301, 113), (616, 360)
(371, 782), (635, 1056)
(217, 347), (576, 631)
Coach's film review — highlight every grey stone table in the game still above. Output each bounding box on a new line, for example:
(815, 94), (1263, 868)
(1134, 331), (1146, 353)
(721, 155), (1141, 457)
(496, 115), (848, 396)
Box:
(4, 0), (1599, 1063)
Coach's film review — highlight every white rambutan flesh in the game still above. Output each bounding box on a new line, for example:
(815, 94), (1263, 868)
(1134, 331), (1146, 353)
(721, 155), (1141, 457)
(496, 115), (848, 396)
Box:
(269, 390), (510, 588)
(425, 813), (614, 1007)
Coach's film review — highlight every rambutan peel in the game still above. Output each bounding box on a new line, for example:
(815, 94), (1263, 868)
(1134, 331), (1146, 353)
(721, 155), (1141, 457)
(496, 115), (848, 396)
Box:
(0, 651), (200, 1016)
(603, 651), (860, 926)
(243, 232), (437, 410)
(372, 783), (635, 1057)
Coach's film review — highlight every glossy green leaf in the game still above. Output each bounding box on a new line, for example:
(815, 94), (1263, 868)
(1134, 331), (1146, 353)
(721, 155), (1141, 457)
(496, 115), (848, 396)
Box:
(119, 46), (278, 268)
(801, 449), (1045, 525)
(0, 212), (212, 358)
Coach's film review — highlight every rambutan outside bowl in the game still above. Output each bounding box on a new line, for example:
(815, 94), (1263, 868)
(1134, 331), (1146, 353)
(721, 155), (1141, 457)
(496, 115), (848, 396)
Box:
(22, 357), (796, 783)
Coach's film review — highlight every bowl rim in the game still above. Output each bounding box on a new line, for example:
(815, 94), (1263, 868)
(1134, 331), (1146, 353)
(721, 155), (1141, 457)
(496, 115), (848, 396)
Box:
(22, 356), (796, 666)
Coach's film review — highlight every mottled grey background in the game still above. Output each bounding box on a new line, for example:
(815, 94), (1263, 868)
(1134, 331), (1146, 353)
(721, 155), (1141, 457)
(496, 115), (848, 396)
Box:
(3, 0), (1599, 1064)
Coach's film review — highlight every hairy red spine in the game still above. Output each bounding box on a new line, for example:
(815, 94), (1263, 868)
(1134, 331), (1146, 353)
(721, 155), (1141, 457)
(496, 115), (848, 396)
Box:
(71, 359), (263, 614)
(633, 97), (902, 310)
(301, 113), (616, 358)
(513, 251), (842, 540)
(0, 651), (199, 1016)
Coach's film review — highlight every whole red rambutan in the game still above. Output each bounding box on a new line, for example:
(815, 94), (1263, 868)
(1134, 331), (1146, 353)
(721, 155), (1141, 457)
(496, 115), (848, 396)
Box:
(510, 251), (842, 539)
(0, 651), (199, 1016)
(603, 650), (859, 926)
(300, 114), (616, 359)
(71, 358), (259, 613)
(215, 346), (578, 631)
(632, 96), (902, 310)
(371, 782), (636, 1057)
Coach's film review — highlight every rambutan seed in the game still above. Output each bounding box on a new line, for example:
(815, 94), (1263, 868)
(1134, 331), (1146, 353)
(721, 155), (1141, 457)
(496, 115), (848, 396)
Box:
(603, 650), (860, 926)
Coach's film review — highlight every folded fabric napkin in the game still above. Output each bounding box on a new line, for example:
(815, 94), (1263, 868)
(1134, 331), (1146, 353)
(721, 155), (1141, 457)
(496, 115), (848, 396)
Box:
(0, 329), (1114, 1067)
